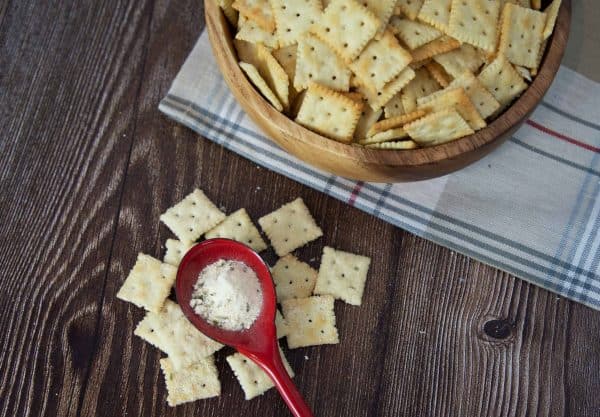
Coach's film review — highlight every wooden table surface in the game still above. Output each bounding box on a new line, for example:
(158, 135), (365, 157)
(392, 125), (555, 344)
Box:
(1, 1), (599, 417)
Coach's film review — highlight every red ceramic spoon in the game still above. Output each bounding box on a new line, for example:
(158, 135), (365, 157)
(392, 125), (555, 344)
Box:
(176, 238), (314, 417)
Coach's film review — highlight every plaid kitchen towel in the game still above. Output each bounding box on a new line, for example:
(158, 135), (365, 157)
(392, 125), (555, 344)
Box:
(159, 31), (600, 310)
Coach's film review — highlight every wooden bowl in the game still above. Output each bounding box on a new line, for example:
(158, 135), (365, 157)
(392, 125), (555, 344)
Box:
(205, 0), (571, 182)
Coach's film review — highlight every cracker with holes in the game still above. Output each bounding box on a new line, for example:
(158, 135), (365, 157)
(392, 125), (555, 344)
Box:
(447, 71), (500, 118)
(350, 30), (412, 93)
(357, 67), (416, 110)
(383, 93), (406, 118)
(396, 0), (425, 20)
(205, 208), (268, 252)
(433, 44), (484, 78)
(359, 128), (407, 145)
(367, 109), (426, 137)
(116, 254), (177, 313)
(389, 16), (442, 50)
(418, 0), (452, 31)
(354, 105), (383, 140)
(477, 55), (527, 106)
(498, 3), (545, 68)
(448, 0), (501, 52)
(272, 44), (297, 81)
(134, 300), (223, 368)
(163, 239), (195, 267)
(405, 108), (474, 146)
(294, 34), (351, 91)
(281, 295), (339, 348)
(235, 15), (279, 48)
(226, 346), (294, 400)
(160, 356), (221, 406)
(276, 309), (289, 338)
(258, 197), (323, 256)
(418, 88), (486, 131)
(295, 83), (362, 142)
(310, 0), (380, 63)
(313, 247), (371, 305)
(232, 0), (275, 32)
(400, 68), (441, 113)
(362, 0), (397, 37)
(240, 62), (284, 111)
(269, 0), (322, 47)
(160, 189), (226, 244)
(272, 254), (318, 301)
(366, 140), (418, 149)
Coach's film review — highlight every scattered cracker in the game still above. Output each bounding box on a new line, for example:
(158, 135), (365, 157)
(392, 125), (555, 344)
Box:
(400, 68), (441, 113)
(163, 239), (195, 267)
(477, 55), (527, 106)
(543, 0), (561, 40)
(417, 88), (486, 130)
(448, 0), (501, 52)
(270, 0), (322, 47)
(160, 189), (226, 243)
(232, 0), (276, 32)
(313, 247), (371, 305)
(272, 44), (297, 81)
(295, 83), (362, 142)
(258, 197), (323, 256)
(218, 0), (238, 26)
(226, 346), (294, 400)
(362, 0), (397, 37)
(311, 0), (380, 63)
(235, 14), (279, 48)
(410, 36), (460, 64)
(447, 71), (500, 118)
(383, 93), (406, 118)
(281, 295), (339, 349)
(160, 356), (220, 406)
(359, 128), (408, 145)
(405, 108), (474, 146)
(117, 254), (177, 313)
(433, 44), (484, 78)
(365, 140), (418, 149)
(498, 3), (545, 68)
(358, 67), (416, 110)
(418, 0), (452, 31)
(272, 254), (318, 301)
(240, 61), (284, 111)
(350, 30), (412, 92)
(354, 105), (383, 140)
(294, 34), (351, 91)
(275, 309), (289, 338)
(396, 0), (425, 20)
(425, 61), (451, 87)
(389, 16), (442, 50)
(367, 109), (426, 137)
(134, 300), (223, 369)
(205, 208), (268, 252)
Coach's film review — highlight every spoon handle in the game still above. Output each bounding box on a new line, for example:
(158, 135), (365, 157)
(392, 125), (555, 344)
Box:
(259, 351), (314, 417)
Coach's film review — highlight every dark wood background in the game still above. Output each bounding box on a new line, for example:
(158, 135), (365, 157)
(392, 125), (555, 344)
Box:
(1, 1), (599, 416)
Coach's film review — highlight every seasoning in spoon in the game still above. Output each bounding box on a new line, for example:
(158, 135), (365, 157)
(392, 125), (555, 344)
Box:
(190, 259), (263, 331)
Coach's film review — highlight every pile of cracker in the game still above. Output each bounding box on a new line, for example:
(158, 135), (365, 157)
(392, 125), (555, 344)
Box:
(117, 189), (371, 406)
(219, 0), (561, 149)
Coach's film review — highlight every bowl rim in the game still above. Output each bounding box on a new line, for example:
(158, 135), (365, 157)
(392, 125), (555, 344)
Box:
(205, 0), (571, 168)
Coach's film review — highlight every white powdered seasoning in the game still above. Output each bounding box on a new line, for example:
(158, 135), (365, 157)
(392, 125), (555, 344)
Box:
(190, 259), (263, 331)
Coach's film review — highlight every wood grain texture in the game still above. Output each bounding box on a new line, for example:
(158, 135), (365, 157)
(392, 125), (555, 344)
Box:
(1, 1), (599, 417)
(205, 0), (571, 182)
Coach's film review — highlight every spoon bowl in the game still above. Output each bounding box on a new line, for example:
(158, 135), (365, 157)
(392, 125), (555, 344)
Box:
(175, 238), (314, 417)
